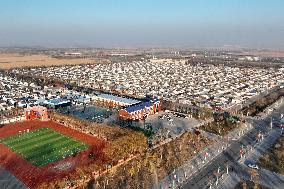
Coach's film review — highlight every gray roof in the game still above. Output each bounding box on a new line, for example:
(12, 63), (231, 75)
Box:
(97, 93), (140, 105)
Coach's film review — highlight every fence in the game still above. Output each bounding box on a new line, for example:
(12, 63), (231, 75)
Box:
(0, 116), (26, 125)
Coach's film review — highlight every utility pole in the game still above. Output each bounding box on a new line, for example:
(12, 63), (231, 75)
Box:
(216, 175), (219, 186)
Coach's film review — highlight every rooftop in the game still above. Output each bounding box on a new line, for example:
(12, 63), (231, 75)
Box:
(97, 93), (140, 105)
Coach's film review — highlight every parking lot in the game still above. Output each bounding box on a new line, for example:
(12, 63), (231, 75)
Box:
(131, 111), (201, 138)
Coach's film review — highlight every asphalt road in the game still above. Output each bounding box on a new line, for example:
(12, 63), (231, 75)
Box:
(181, 103), (284, 189)
(0, 166), (27, 189)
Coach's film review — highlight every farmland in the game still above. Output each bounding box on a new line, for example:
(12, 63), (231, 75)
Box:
(0, 53), (101, 69)
(0, 128), (89, 166)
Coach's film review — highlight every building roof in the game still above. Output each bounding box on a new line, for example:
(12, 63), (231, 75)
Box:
(47, 98), (70, 105)
(125, 97), (159, 113)
(125, 101), (151, 113)
(97, 93), (140, 105)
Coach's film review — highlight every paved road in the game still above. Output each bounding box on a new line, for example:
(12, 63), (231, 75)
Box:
(155, 138), (229, 189)
(217, 128), (284, 189)
(180, 102), (284, 189)
(217, 161), (284, 189)
(157, 102), (281, 189)
(244, 129), (281, 165)
(0, 166), (27, 189)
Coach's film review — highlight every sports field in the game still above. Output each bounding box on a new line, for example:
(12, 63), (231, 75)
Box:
(0, 127), (89, 167)
(0, 120), (106, 188)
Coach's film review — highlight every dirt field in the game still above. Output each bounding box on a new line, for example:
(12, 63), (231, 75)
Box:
(258, 135), (284, 175)
(234, 180), (269, 189)
(237, 51), (284, 58)
(0, 53), (100, 69)
(0, 120), (106, 188)
(91, 131), (214, 189)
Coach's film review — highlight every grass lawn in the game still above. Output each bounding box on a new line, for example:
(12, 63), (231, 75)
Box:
(0, 127), (89, 166)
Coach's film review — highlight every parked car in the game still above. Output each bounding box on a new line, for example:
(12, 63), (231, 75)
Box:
(231, 137), (239, 141)
(167, 117), (173, 121)
(158, 115), (164, 119)
(247, 164), (259, 169)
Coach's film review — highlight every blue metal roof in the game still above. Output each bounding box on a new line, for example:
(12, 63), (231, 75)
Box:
(97, 93), (140, 105)
(125, 101), (151, 113)
(124, 96), (160, 113)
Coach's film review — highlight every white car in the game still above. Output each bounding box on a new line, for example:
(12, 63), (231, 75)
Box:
(247, 164), (259, 169)
(231, 138), (238, 141)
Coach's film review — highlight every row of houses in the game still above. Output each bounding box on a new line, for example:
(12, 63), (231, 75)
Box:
(12, 60), (284, 111)
(0, 72), (161, 122)
(0, 73), (91, 114)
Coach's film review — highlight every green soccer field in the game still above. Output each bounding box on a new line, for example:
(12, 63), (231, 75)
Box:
(0, 127), (89, 167)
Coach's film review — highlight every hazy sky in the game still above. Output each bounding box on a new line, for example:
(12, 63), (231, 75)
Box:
(0, 0), (284, 49)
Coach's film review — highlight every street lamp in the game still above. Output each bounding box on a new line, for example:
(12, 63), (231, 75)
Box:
(270, 117), (273, 130)
(215, 172), (220, 186)
(226, 164), (229, 175)
(208, 178), (213, 189)
(204, 148), (209, 161)
(281, 127), (284, 135)
(143, 113), (148, 129)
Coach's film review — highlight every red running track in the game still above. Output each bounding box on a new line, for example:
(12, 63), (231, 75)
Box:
(0, 120), (107, 188)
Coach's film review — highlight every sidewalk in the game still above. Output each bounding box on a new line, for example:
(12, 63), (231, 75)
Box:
(244, 129), (281, 164)
(216, 128), (283, 189)
(213, 173), (241, 189)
